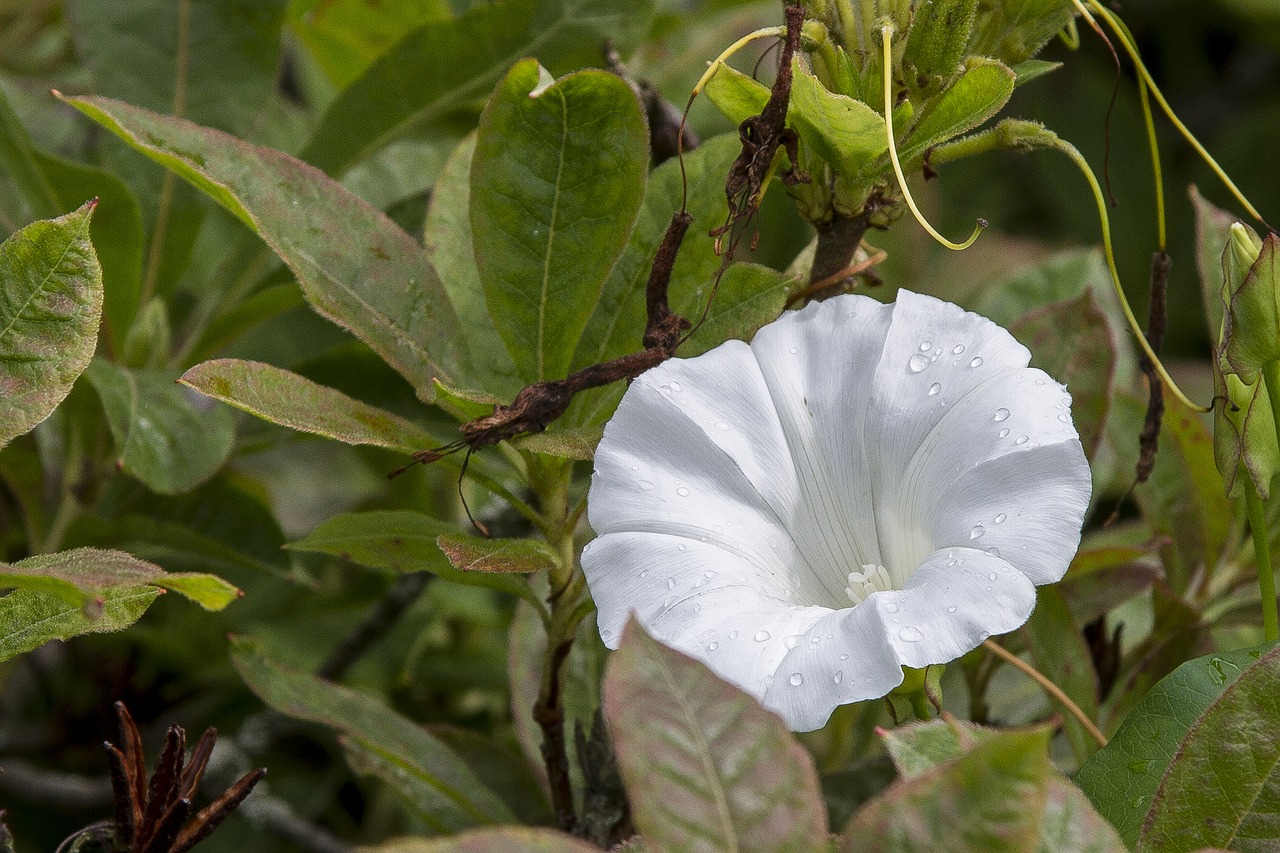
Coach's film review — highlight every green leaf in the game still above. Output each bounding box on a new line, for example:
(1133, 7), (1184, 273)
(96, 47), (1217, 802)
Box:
(788, 61), (887, 177)
(59, 94), (468, 402)
(299, 0), (654, 177)
(0, 586), (160, 663)
(1011, 59), (1063, 87)
(1076, 644), (1277, 849)
(0, 86), (59, 228)
(839, 726), (1053, 853)
(966, 0), (1076, 66)
(84, 358), (235, 495)
(180, 358), (435, 452)
(1038, 779), (1128, 853)
(287, 511), (541, 607)
(1190, 185), (1238, 337)
(425, 725), (552, 826)
(603, 620), (827, 853)
(422, 134), (522, 401)
(881, 719), (995, 779)
(0, 201), (102, 450)
(1009, 288), (1116, 458)
(66, 0), (287, 137)
(903, 0), (978, 90)
(360, 828), (602, 853)
(897, 58), (1016, 167)
(471, 61), (648, 382)
(230, 636), (516, 831)
(512, 423), (603, 460)
(1021, 585), (1101, 764)
(436, 534), (558, 574)
(701, 62), (771, 127)
(0, 547), (239, 611)
(287, 0), (450, 90)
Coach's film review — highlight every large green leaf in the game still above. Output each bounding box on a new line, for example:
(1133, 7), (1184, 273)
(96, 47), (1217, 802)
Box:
(0, 547), (239, 611)
(1009, 288), (1116, 458)
(287, 511), (541, 607)
(230, 637), (516, 832)
(299, 0), (655, 176)
(287, 0), (451, 90)
(180, 358), (435, 452)
(60, 94), (468, 401)
(1076, 644), (1276, 848)
(897, 58), (1016, 168)
(84, 358), (235, 495)
(362, 828), (601, 853)
(840, 726), (1053, 853)
(422, 133), (522, 401)
(471, 60), (648, 381)
(788, 61), (887, 178)
(0, 201), (101, 450)
(603, 620), (827, 853)
(0, 586), (160, 662)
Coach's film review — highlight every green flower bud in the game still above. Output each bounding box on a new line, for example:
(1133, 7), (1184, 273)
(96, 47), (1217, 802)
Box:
(1220, 226), (1280, 384)
(1214, 361), (1280, 499)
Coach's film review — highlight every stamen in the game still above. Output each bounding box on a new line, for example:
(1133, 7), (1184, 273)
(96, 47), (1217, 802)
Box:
(846, 564), (892, 605)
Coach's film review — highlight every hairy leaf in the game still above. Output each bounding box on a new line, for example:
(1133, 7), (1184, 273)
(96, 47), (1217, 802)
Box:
(897, 58), (1016, 168)
(0, 586), (160, 662)
(436, 534), (559, 574)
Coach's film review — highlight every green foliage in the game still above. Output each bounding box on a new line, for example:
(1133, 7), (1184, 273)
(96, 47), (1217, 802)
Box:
(0, 201), (101, 450)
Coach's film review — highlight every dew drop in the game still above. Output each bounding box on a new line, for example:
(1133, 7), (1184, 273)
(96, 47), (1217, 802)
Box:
(969, 356), (984, 368)
(1058, 413), (1070, 423)
(970, 524), (986, 540)
(789, 346), (798, 354)
(952, 344), (966, 354)
(999, 428), (1010, 438)
(789, 673), (804, 686)
(706, 641), (718, 650)
(928, 382), (942, 396)
(729, 631), (739, 640)
(676, 543), (687, 551)
(676, 486), (690, 497)
(639, 569), (649, 578)
(834, 671), (844, 684)
(693, 604), (702, 613)
(988, 572), (999, 581)
(839, 653), (850, 661)
(883, 601), (900, 614)
(993, 407), (1011, 422)
(754, 630), (771, 642)
(630, 464), (639, 471)
(783, 634), (801, 649)
(669, 381), (682, 392)
(994, 513), (1007, 524)
(898, 626), (924, 643)
(637, 480), (654, 490)
(1015, 434), (1029, 445)
(1035, 378), (1045, 386)
(715, 421), (730, 431)
(933, 346), (943, 356)
(908, 353), (929, 373)
(919, 341), (932, 351)
(810, 636), (821, 645)
(985, 547), (1001, 558)
(667, 577), (677, 590)
(946, 606), (958, 614)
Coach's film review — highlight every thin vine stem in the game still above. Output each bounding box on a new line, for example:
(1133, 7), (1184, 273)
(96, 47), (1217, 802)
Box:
(1244, 481), (1280, 643)
(982, 639), (1108, 748)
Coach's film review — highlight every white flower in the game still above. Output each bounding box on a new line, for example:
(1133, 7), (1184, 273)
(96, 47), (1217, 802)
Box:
(581, 290), (1092, 731)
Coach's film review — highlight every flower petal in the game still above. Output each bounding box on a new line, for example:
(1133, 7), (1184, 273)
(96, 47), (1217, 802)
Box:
(760, 547), (1035, 730)
(749, 296), (897, 590)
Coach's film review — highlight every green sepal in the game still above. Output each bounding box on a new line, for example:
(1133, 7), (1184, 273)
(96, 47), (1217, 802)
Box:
(1213, 365), (1280, 500)
(902, 0), (978, 94)
(1222, 228), (1280, 384)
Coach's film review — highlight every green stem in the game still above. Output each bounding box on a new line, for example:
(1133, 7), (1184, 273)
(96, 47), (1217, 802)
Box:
(1245, 467), (1280, 644)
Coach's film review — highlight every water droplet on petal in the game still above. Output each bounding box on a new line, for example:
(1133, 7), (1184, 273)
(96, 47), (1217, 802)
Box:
(1058, 413), (1070, 423)
(947, 606), (958, 613)
(969, 356), (984, 368)
(783, 634), (801, 649)
(1035, 378), (1045, 386)
(985, 547), (1001, 558)
(630, 465), (640, 471)
(999, 428), (1010, 438)
(789, 673), (804, 686)
(639, 569), (649, 578)
(638, 480), (654, 490)
(693, 604), (702, 612)
(810, 636), (821, 645)
(729, 631), (739, 640)
(898, 626), (924, 643)
(834, 671), (844, 684)
(995, 513), (1007, 524)
(754, 630), (771, 642)
(789, 346), (798, 354)
(908, 353), (929, 373)
(839, 654), (850, 661)
(706, 640), (717, 650)
(933, 346), (943, 356)
(1015, 435), (1029, 445)
(715, 421), (730, 431)
(676, 486), (690, 497)
(669, 381), (682, 392)
(993, 407), (1011, 422)
(952, 344), (966, 354)
(667, 577), (677, 590)
(928, 382), (941, 396)
(989, 572), (999, 581)
(676, 543), (687, 552)
(970, 524), (986, 540)
(920, 341), (932, 351)
(883, 601), (900, 614)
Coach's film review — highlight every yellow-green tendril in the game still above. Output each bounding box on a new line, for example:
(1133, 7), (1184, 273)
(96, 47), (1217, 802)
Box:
(1137, 76), (1168, 249)
(1244, 481), (1280, 643)
(1049, 136), (1208, 413)
(983, 639), (1108, 748)
(881, 24), (986, 251)
(1073, 0), (1268, 227)
(690, 26), (788, 98)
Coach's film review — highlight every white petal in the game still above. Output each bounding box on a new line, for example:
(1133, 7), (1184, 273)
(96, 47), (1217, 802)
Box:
(587, 347), (802, 586)
(865, 291), (1033, 584)
(584, 531), (831, 699)
(759, 546), (1035, 730)
(749, 295), (896, 591)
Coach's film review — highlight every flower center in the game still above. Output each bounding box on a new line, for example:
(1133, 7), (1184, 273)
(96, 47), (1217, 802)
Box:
(845, 564), (892, 605)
